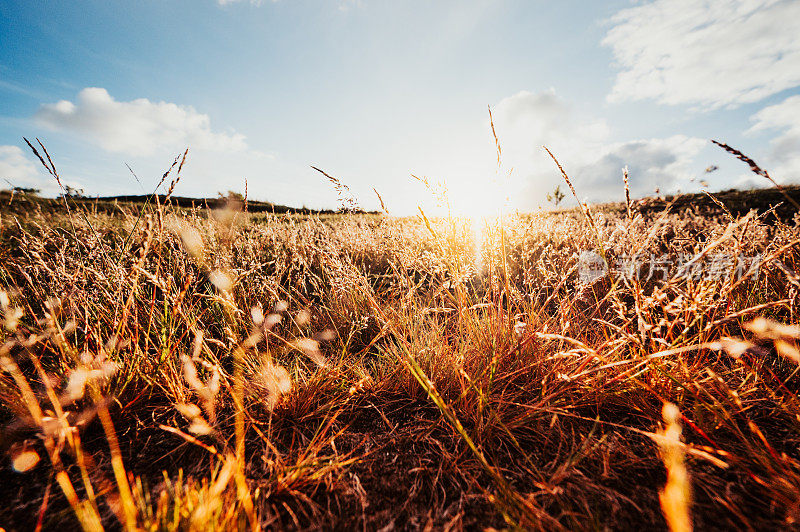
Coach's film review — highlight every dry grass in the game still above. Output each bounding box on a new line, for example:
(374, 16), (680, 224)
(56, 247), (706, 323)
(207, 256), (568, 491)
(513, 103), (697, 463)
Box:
(1, 152), (800, 530)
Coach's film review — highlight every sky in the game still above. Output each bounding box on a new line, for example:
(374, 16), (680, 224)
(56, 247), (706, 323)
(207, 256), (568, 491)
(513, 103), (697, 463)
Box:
(1, 0), (799, 215)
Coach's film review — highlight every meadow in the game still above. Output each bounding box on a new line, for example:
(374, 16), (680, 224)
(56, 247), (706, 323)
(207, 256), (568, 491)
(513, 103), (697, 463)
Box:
(1, 147), (800, 530)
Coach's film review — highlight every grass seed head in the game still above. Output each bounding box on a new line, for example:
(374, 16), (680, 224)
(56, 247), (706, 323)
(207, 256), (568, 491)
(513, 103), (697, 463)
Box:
(10, 443), (40, 473)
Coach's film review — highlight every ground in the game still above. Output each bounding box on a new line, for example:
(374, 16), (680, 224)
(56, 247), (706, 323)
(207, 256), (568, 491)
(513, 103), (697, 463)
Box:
(1, 185), (800, 530)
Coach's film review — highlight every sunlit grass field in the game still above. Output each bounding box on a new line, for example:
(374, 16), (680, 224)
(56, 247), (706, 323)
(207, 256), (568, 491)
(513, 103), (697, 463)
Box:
(2, 151), (800, 530)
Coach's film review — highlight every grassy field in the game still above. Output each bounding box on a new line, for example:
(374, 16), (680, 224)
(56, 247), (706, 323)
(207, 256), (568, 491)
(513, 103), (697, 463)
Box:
(1, 167), (800, 530)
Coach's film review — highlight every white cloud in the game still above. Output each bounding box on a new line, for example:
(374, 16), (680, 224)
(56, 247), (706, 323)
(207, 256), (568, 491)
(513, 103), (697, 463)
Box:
(35, 88), (248, 156)
(337, 0), (364, 11)
(490, 90), (705, 207)
(493, 89), (610, 158)
(0, 145), (48, 191)
(748, 94), (800, 181)
(217, 0), (264, 6)
(216, 0), (359, 9)
(573, 135), (707, 198)
(603, 0), (800, 109)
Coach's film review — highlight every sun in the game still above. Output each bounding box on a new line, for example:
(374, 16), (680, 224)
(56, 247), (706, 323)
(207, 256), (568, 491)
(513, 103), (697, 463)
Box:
(442, 179), (511, 274)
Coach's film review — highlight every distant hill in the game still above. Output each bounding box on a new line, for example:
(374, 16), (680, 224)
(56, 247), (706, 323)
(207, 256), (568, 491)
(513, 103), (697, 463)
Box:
(2, 186), (799, 220)
(600, 185), (800, 221)
(0, 191), (362, 215)
(93, 194), (341, 214)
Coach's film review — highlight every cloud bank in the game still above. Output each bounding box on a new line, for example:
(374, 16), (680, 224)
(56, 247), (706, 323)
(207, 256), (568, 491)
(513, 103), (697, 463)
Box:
(35, 88), (248, 156)
(217, 0), (264, 6)
(604, 0), (800, 109)
(491, 89), (705, 207)
(0, 145), (47, 191)
(748, 95), (800, 181)
(29, 88), (313, 206)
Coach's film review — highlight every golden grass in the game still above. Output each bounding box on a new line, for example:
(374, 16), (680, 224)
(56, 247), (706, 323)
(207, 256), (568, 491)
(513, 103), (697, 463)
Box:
(0, 151), (800, 530)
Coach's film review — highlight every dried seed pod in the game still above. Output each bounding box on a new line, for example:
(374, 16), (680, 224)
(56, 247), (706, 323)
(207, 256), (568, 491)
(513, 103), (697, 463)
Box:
(209, 270), (233, 293)
(264, 313), (282, 330)
(251, 306), (265, 326)
(10, 442), (40, 473)
(179, 226), (205, 260)
(293, 338), (326, 367)
(188, 418), (214, 436)
(295, 309), (311, 327)
(257, 362), (292, 410)
(745, 317), (800, 340)
(175, 403), (202, 420)
(313, 329), (337, 342)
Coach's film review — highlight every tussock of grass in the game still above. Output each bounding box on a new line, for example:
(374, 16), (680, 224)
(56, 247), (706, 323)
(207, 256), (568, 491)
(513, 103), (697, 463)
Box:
(1, 153), (800, 530)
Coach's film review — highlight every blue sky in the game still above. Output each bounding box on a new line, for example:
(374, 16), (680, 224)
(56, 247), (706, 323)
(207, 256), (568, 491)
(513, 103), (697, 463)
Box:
(1, 0), (799, 214)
